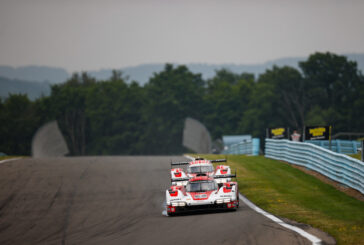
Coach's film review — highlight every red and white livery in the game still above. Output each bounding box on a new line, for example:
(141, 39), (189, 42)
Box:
(170, 157), (232, 186)
(166, 175), (239, 215)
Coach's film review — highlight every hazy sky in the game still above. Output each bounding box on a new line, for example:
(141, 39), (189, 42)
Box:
(1, 0), (364, 72)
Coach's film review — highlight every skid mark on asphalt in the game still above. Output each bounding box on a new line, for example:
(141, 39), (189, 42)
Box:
(61, 165), (90, 245)
(0, 194), (15, 213)
(47, 182), (63, 211)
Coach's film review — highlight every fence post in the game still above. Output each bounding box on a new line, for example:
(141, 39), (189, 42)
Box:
(252, 138), (260, 156)
(336, 139), (341, 153)
(352, 141), (357, 154)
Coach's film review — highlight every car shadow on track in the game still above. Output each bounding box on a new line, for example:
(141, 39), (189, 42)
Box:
(165, 208), (241, 217)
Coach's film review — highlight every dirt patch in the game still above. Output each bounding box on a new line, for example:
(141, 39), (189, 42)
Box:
(283, 161), (364, 202)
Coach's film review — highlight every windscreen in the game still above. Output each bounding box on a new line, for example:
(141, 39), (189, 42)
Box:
(186, 181), (217, 192)
(188, 165), (214, 173)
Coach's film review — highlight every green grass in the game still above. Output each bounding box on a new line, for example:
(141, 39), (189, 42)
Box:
(193, 154), (364, 245)
(349, 153), (361, 160)
(0, 156), (24, 161)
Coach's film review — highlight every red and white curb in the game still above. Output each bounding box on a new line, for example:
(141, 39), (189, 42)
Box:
(184, 155), (322, 245)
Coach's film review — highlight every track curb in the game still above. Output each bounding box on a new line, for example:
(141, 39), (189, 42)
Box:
(0, 158), (22, 164)
(184, 155), (322, 245)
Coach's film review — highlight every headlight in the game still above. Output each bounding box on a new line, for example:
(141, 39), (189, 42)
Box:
(223, 198), (230, 203)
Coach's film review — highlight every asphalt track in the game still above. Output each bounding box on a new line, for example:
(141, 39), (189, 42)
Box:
(0, 156), (311, 245)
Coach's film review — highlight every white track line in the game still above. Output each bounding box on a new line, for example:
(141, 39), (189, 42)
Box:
(184, 155), (322, 245)
(0, 158), (22, 164)
(239, 193), (322, 245)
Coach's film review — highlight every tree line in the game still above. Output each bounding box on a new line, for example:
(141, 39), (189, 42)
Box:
(1, 52), (363, 155)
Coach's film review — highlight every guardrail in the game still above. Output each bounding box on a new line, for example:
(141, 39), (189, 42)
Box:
(305, 140), (361, 154)
(223, 138), (260, 156)
(265, 139), (364, 195)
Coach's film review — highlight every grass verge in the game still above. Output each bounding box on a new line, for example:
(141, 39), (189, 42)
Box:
(0, 156), (24, 161)
(349, 153), (361, 161)
(193, 154), (364, 245)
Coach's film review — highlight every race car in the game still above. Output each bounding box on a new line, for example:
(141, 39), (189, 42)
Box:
(166, 175), (239, 215)
(170, 157), (232, 186)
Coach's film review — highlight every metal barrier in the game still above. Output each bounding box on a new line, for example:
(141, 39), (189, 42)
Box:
(265, 139), (364, 195)
(223, 138), (260, 156)
(305, 140), (361, 154)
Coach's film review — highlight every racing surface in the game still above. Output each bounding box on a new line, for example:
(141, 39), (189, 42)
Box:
(0, 156), (311, 245)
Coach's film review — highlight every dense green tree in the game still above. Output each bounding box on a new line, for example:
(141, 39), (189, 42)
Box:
(239, 80), (280, 139)
(49, 73), (95, 155)
(237, 66), (305, 142)
(1, 52), (363, 156)
(348, 75), (364, 132)
(299, 52), (363, 131)
(0, 94), (40, 155)
(85, 74), (146, 155)
(257, 66), (305, 129)
(143, 64), (205, 154)
(204, 69), (255, 138)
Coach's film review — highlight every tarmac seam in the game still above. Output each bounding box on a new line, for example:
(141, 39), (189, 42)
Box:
(184, 154), (322, 245)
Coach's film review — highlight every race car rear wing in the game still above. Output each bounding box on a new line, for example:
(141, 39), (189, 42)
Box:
(213, 169), (237, 179)
(210, 159), (227, 163)
(171, 161), (189, 166)
(171, 158), (227, 166)
(171, 177), (190, 182)
(214, 174), (236, 179)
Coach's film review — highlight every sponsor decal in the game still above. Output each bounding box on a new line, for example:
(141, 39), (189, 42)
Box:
(195, 194), (207, 199)
(190, 191), (214, 200)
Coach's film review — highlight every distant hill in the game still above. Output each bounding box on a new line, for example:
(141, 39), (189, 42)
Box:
(87, 54), (364, 84)
(88, 60), (306, 84)
(0, 65), (69, 84)
(1, 53), (363, 99)
(0, 76), (50, 100)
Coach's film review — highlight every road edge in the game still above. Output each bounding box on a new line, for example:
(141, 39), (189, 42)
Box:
(184, 155), (322, 245)
(0, 158), (22, 164)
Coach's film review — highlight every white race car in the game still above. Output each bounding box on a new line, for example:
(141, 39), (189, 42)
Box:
(166, 175), (239, 215)
(170, 157), (232, 186)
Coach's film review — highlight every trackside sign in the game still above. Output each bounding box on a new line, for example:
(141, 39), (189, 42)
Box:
(304, 126), (332, 140)
(267, 127), (288, 139)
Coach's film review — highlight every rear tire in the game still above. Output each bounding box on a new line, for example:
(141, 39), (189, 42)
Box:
(236, 188), (240, 208)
